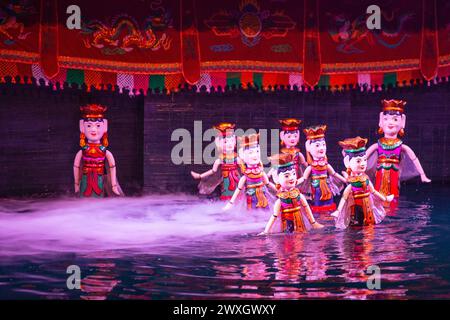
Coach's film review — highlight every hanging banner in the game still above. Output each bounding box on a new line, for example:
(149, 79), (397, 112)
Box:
(420, 0), (439, 80)
(180, 0), (201, 84)
(57, 0), (181, 74)
(40, 0), (59, 78)
(198, 0), (303, 73)
(319, 0), (422, 74)
(303, 0), (321, 86)
(0, 0), (40, 64)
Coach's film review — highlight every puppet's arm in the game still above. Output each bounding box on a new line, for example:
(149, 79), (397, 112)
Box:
(258, 199), (281, 235)
(191, 158), (221, 179)
(369, 181), (394, 202)
(73, 150), (82, 193)
(299, 152), (308, 167)
(263, 171), (278, 192)
(106, 151), (120, 195)
(301, 194), (324, 229)
(223, 175), (246, 211)
(331, 184), (351, 217)
(402, 144), (431, 183)
(298, 166), (311, 185)
(327, 164), (347, 184)
(365, 143), (378, 158)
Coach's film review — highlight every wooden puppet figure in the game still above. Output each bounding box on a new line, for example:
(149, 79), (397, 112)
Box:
(299, 125), (346, 213)
(259, 153), (324, 235)
(191, 122), (241, 200)
(366, 99), (431, 202)
(223, 133), (274, 211)
(332, 137), (394, 229)
(73, 104), (123, 198)
(269, 118), (308, 183)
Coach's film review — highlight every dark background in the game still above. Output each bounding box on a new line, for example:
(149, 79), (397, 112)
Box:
(0, 79), (448, 197)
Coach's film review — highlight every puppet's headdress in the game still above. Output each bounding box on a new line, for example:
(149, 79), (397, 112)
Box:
(338, 136), (368, 155)
(269, 153), (294, 169)
(279, 118), (301, 132)
(80, 104), (107, 120)
(238, 133), (259, 149)
(213, 122), (236, 136)
(381, 99), (406, 114)
(303, 124), (327, 140)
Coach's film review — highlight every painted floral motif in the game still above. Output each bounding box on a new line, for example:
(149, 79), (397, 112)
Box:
(204, 0), (296, 48)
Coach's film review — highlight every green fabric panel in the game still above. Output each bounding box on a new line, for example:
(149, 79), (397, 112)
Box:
(66, 69), (84, 86)
(226, 72), (241, 87)
(253, 73), (263, 88)
(149, 74), (165, 90)
(383, 72), (397, 86)
(318, 74), (330, 87)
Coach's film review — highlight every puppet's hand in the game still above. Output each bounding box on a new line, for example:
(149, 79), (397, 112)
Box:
(257, 231), (268, 236)
(385, 194), (395, 203)
(421, 174), (431, 183)
(112, 185), (120, 195)
(341, 171), (349, 180)
(191, 171), (201, 179)
(330, 210), (339, 218)
(222, 202), (233, 211)
(312, 221), (324, 229)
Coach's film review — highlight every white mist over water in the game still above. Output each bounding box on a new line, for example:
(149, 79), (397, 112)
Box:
(0, 195), (273, 257)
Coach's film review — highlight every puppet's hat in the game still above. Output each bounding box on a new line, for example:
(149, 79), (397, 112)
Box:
(238, 133), (259, 149)
(269, 153), (294, 169)
(381, 99), (406, 113)
(80, 104), (107, 119)
(213, 122), (236, 136)
(338, 136), (368, 154)
(279, 118), (301, 131)
(303, 124), (327, 140)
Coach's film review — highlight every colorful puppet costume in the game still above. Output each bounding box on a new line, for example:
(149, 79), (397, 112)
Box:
(243, 163), (269, 209)
(260, 153), (321, 235)
(335, 137), (386, 229)
(277, 187), (312, 233)
(196, 123), (241, 200)
(77, 104), (123, 198)
(367, 100), (424, 199)
(240, 133), (270, 210)
(279, 118), (306, 177)
(302, 125), (344, 213)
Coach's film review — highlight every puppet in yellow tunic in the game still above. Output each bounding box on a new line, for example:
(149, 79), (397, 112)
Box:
(259, 154), (324, 235)
(299, 125), (346, 213)
(223, 133), (276, 211)
(73, 104), (123, 198)
(366, 100), (431, 204)
(191, 122), (241, 200)
(332, 137), (394, 229)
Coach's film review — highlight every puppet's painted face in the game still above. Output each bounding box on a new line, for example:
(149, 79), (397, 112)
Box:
(216, 135), (236, 153)
(280, 130), (299, 148)
(277, 167), (297, 189)
(307, 138), (327, 159)
(345, 154), (367, 174)
(241, 146), (261, 165)
(81, 120), (107, 142)
(379, 112), (405, 136)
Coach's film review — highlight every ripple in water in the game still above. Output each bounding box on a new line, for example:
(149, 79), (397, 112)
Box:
(0, 185), (449, 299)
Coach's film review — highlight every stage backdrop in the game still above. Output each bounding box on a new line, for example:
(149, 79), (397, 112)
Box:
(143, 84), (450, 194)
(0, 0), (449, 88)
(0, 80), (449, 197)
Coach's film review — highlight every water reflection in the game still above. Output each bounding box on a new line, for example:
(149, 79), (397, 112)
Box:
(0, 186), (449, 299)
